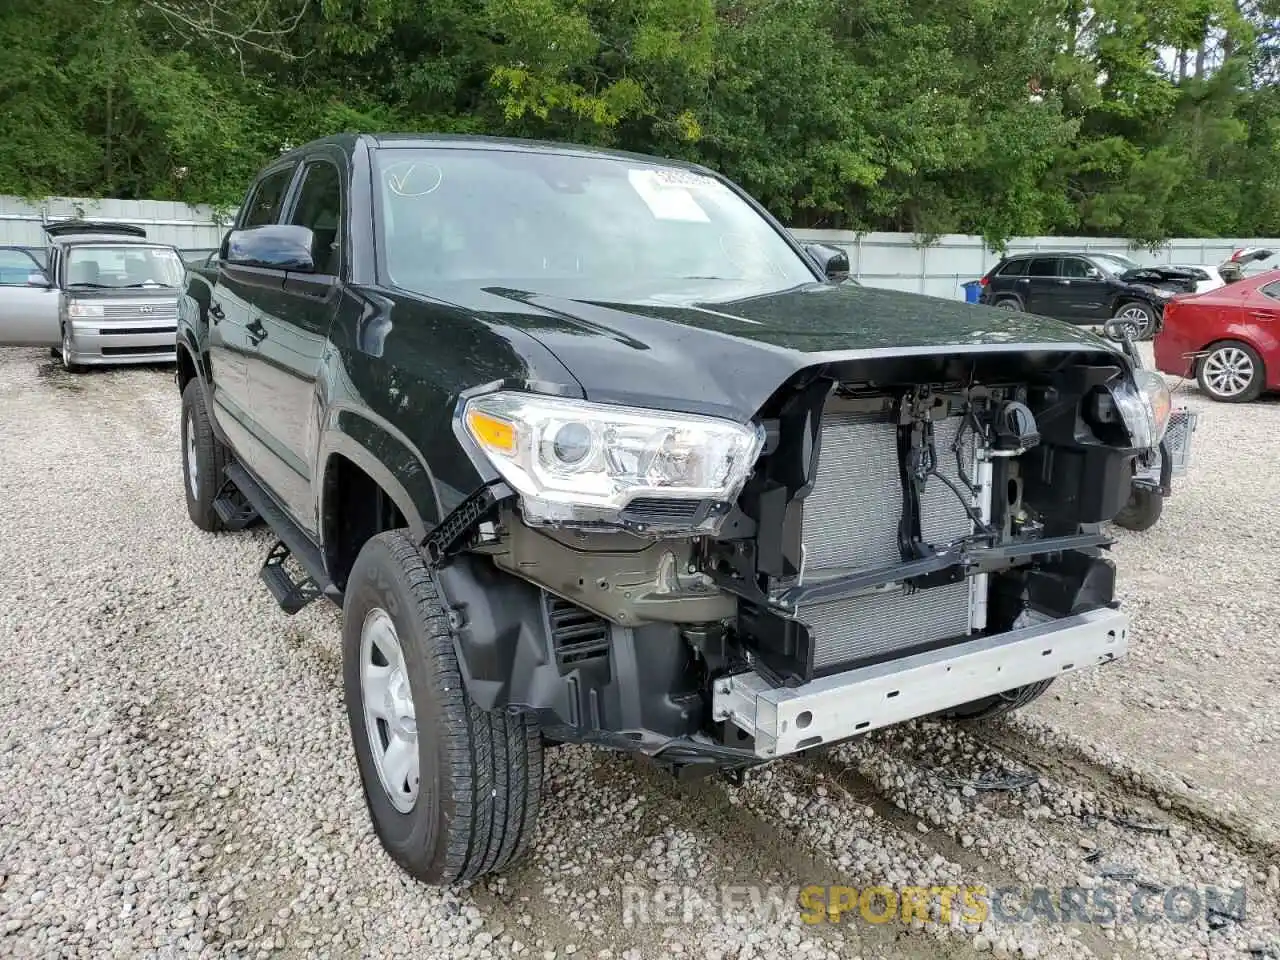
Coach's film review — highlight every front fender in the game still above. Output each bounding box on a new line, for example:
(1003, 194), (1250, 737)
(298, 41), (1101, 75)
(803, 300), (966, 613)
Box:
(317, 408), (441, 543)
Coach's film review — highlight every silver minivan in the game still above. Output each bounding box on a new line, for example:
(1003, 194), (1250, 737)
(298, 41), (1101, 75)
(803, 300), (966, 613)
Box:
(0, 220), (183, 370)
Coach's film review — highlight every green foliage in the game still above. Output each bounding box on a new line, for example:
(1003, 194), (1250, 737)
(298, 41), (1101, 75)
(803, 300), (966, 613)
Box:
(2, 0), (1279, 243)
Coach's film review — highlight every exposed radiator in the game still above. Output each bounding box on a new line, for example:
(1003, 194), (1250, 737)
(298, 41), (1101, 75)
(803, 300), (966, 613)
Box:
(798, 411), (985, 671)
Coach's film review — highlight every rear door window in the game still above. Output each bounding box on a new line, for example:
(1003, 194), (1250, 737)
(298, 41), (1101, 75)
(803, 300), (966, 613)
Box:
(1028, 257), (1060, 278)
(242, 166), (297, 228)
(997, 259), (1028, 278)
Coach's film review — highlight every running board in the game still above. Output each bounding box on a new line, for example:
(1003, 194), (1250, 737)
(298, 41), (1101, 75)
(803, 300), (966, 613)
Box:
(223, 463), (340, 614)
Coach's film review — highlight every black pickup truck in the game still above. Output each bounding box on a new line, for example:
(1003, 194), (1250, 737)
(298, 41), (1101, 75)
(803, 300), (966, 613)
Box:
(177, 133), (1170, 886)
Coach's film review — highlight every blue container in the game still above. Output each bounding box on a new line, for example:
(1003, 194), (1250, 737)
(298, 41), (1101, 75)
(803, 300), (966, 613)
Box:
(962, 280), (982, 304)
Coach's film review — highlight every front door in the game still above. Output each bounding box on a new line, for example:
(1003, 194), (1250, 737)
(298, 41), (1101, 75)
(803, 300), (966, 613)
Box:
(206, 163), (298, 476)
(1057, 256), (1111, 322)
(244, 157), (346, 535)
(0, 248), (59, 346)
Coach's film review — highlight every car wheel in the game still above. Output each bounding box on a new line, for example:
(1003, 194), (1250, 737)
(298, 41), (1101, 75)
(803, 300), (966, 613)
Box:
(995, 298), (1022, 311)
(180, 380), (232, 531)
(1197, 340), (1265, 403)
(60, 325), (84, 373)
(1113, 487), (1164, 532)
(342, 531), (543, 885)
(1112, 302), (1156, 340)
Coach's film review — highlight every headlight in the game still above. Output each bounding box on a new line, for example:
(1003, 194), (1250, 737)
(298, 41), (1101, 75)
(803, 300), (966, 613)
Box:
(1150, 288), (1174, 300)
(461, 391), (765, 533)
(1110, 370), (1172, 450)
(67, 302), (104, 318)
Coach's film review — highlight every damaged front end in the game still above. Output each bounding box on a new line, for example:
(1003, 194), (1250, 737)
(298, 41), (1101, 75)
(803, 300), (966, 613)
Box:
(429, 346), (1167, 776)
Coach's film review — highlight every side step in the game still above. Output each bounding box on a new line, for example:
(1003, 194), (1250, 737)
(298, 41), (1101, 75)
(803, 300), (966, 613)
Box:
(212, 475), (260, 531)
(224, 463), (340, 615)
(260, 540), (323, 615)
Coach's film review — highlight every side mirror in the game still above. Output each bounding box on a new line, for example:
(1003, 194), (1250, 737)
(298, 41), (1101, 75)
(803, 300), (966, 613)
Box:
(1085, 267), (1102, 279)
(804, 242), (851, 282)
(26, 271), (51, 288)
(225, 224), (315, 272)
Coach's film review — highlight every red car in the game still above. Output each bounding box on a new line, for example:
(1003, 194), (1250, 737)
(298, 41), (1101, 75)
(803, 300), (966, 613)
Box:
(1154, 270), (1280, 402)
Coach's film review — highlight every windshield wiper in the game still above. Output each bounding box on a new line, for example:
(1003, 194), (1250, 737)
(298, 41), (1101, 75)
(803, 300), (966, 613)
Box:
(68, 281), (108, 288)
(121, 281), (170, 288)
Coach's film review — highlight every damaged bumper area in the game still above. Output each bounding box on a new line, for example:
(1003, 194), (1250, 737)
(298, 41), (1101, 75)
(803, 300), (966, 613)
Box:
(713, 607), (1128, 758)
(438, 343), (1162, 774)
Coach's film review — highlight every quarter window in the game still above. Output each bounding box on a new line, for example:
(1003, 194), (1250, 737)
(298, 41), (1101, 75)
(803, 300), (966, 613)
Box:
(997, 258), (1028, 278)
(288, 161), (343, 276)
(1261, 280), (1280, 301)
(242, 166), (296, 228)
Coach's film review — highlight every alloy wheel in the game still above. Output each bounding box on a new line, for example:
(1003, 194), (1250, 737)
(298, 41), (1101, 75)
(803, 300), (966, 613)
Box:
(360, 608), (419, 813)
(1202, 346), (1255, 398)
(1115, 304), (1153, 340)
(185, 415), (199, 499)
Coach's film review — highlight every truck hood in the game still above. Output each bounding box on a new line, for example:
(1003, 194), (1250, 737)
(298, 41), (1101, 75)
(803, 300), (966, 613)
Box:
(473, 280), (1123, 419)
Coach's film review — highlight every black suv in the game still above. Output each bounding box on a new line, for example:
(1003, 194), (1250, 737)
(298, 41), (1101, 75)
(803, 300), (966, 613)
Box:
(176, 134), (1170, 886)
(979, 251), (1180, 339)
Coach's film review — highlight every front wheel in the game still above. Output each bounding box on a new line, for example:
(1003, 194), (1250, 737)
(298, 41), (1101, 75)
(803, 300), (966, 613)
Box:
(1113, 486), (1164, 532)
(342, 531), (543, 885)
(1198, 340), (1265, 403)
(1112, 302), (1157, 341)
(60, 325), (83, 373)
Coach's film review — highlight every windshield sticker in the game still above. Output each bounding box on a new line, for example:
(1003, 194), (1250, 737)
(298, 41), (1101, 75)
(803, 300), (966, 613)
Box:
(628, 169), (710, 222)
(385, 161), (443, 198)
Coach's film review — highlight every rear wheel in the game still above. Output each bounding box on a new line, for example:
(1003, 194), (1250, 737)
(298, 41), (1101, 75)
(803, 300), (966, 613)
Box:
(1198, 340), (1264, 403)
(180, 380), (232, 531)
(1112, 301), (1156, 341)
(995, 297), (1022, 311)
(343, 531), (543, 885)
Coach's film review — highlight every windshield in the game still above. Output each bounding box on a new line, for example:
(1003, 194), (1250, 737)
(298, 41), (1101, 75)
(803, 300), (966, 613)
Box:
(1090, 253), (1140, 276)
(65, 245), (184, 288)
(373, 147), (816, 301)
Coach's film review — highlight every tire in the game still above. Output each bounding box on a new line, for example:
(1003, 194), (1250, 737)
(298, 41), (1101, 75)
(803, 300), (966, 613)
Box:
(1112, 301), (1156, 341)
(180, 379), (231, 531)
(936, 679), (1055, 722)
(1197, 340), (1265, 403)
(1113, 486), (1164, 532)
(995, 298), (1022, 311)
(342, 531), (542, 885)
(61, 325), (84, 373)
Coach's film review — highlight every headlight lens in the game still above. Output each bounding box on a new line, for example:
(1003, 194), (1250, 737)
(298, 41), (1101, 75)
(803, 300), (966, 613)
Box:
(1111, 370), (1172, 450)
(462, 391), (764, 532)
(67, 302), (104, 318)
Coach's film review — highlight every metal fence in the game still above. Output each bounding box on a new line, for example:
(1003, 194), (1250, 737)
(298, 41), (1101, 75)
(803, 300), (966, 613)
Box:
(4, 194), (1277, 297)
(792, 230), (1280, 300)
(0, 196), (227, 252)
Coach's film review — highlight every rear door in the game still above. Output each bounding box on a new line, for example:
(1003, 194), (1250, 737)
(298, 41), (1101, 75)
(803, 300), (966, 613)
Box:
(244, 156), (347, 533)
(0, 248), (59, 346)
(1024, 256), (1066, 317)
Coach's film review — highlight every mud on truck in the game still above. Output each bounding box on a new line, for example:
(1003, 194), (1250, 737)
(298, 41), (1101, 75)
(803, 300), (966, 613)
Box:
(176, 134), (1171, 885)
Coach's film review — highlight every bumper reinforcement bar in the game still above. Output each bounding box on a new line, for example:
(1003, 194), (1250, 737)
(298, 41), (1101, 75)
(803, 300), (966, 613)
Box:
(713, 607), (1129, 758)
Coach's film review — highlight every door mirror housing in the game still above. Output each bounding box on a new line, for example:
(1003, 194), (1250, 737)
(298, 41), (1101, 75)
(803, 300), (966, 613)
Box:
(804, 242), (851, 282)
(225, 224), (316, 272)
(25, 271), (52, 288)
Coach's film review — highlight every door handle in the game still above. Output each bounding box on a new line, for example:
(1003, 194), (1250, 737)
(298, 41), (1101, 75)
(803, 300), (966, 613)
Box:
(209, 302), (225, 324)
(1251, 310), (1276, 322)
(1056, 279), (1071, 285)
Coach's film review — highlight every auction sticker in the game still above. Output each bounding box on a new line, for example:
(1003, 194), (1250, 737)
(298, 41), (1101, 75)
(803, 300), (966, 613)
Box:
(628, 168), (717, 222)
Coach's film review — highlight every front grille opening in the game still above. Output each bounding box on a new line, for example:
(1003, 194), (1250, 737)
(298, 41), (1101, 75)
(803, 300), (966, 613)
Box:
(621, 497), (703, 525)
(101, 344), (175, 356)
(544, 594), (610, 669)
(98, 326), (177, 336)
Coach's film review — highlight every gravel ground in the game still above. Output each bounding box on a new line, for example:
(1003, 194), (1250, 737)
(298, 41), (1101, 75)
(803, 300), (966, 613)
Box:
(0, 345), (1277, 960)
